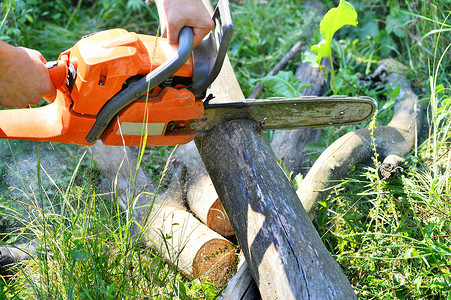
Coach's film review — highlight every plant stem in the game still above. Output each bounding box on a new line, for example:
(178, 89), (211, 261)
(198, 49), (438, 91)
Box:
(329, 54), (337, 94)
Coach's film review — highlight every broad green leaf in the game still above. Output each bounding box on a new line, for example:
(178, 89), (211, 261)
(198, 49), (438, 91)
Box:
(311, 0), (358, 64)
(70, 248), (91, 262)
(302, 50), (319, 68)
(257, 71), (311, 98)
(431, 241), (451, 256)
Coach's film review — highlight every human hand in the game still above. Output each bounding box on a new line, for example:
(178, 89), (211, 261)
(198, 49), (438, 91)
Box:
(161, 0), (214, 48)
(0, 42), (56, 108)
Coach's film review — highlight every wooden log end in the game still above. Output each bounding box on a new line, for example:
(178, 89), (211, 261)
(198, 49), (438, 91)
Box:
(207, 198), (235, 237)
(193, 238), (237, 285)
(187, 175), (234, 237)
(378, 155), (404, 182)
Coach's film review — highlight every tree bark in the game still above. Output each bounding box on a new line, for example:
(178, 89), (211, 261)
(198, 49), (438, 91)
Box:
(297, 62), (421, 219)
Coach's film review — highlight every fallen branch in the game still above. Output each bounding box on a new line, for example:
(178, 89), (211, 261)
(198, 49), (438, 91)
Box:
(91, 143), (236, 285)
(270, 59), (329, 176)
(297, 60), (421, 219)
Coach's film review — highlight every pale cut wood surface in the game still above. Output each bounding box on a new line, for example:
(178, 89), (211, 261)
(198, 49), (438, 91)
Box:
(91, 142), (236, 284)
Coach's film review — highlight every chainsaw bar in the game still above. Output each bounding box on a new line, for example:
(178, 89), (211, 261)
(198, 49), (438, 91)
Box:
(197, 96), (377, 132)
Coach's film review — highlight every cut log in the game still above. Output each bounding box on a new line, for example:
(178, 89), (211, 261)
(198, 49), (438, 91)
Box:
(297, 61), (421, 219)
(172, 141), (234, 237)
(140, 192), (236, 284)
(91, 142), (236, 285)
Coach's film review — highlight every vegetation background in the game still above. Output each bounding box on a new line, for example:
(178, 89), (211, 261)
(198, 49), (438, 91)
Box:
(0, 0), (450, 299)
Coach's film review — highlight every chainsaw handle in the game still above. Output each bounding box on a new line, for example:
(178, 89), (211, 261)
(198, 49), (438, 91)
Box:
(85, 26), (194, 143)
(189, 0), (234, 98)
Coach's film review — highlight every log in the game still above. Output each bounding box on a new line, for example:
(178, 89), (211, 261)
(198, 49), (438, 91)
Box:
(91, 142), (236, 284)
(137, 183), (236, 284)
(271, 59), (329, 176)
(173, 142), (234, 237)
(0, 241), (37, 277)
(194, 41), (356, 297)
(297, 60), (421, 219)
(220, 253), (260, 300)
(196, 118), (356, 299)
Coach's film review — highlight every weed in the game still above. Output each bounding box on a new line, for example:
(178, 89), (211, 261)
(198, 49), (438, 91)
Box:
(309, 0), (358, 94)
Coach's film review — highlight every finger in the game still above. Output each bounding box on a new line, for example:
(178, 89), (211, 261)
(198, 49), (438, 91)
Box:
(43, 88), (57, 102)
(166, 24), (182, 45)
(20, 47), (47, 63)
(42, 67), (57, 102)
(192, 26), (212, 48)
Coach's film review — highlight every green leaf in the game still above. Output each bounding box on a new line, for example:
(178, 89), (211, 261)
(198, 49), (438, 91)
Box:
(431, 241), (451, 256)
(311, 0), (358, 64)
(390, 84), (401, 99)
(70, 248), (91, 262)
(302, 50), (319, 68)
(435, 84), (445, 95)
(257, 71), (311, 98)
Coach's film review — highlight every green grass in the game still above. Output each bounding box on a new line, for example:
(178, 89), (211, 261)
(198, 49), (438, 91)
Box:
(0, 0), (451, 298)
(0, 142), (221, 299)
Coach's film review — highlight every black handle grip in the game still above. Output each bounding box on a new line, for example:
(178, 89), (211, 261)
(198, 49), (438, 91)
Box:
(189, 0), (234, 98)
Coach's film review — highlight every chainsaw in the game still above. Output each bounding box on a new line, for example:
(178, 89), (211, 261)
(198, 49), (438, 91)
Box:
(0, 0), (376, 147)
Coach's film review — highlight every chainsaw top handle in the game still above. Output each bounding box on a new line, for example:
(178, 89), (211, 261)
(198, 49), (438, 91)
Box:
(85, 26), (194, 144)
(189, 0), (234, 98)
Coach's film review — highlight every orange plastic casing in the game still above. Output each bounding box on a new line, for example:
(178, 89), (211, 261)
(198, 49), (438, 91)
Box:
(0, 29), (202, 146)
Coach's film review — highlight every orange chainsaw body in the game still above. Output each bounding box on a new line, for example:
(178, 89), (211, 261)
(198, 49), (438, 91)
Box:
(0, 28), (203, 146)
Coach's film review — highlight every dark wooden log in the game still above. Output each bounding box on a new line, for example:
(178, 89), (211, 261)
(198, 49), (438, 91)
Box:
(297, 62), (421, 218)
(195, 119), (356, 299)
(271, 60), (329, 176)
